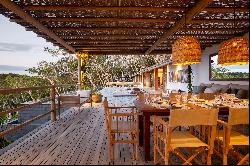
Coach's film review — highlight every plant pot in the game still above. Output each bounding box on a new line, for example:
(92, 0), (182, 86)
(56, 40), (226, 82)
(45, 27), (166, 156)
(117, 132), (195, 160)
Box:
(92, 94), (102, 103)
(77, 90), (91, 98)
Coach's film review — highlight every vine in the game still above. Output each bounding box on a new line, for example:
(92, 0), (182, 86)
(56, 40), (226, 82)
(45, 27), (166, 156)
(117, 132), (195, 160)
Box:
(187, 65), (193, 93)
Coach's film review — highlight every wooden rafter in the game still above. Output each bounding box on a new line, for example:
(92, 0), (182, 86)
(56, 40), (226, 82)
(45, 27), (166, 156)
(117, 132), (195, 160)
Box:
(56, 34), (235, 38)
(0, 0), (75, 53)
(49, 27), (162, 31)
(65, 38), (230, 43)
(0, 0), (248, 55)
(22, 5), (249, 13)
(10, 18), (248, 24)
(77, 48), (171, 55)
(145, 0), (214, 54)
(48, 27), (247, 32)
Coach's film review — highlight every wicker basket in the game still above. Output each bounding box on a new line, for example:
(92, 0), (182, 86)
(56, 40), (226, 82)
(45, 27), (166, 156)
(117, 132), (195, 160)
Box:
(92, 94), (102, 103)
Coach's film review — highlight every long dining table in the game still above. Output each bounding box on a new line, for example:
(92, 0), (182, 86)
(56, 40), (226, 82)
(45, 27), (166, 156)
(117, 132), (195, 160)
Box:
(133, 100), (230, 161)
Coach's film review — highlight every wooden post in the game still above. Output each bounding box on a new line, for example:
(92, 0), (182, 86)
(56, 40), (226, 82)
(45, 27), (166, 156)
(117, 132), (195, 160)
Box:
(154, 68), (159, 90)
(145, 72), (151, 87)
(141, 74), (144, 84)
(162, 66), (167, 91)
(50, 85), (56, 122)
(77, 57), (82, 90)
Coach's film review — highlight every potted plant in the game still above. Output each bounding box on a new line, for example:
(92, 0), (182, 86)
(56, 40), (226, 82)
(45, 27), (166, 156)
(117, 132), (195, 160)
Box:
(91, 88), (103, 103)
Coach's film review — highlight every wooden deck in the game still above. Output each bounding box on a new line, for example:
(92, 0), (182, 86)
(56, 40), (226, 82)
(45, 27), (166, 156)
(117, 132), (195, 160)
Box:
(0, 87), (244, 165)
(0, 97), (152, 165)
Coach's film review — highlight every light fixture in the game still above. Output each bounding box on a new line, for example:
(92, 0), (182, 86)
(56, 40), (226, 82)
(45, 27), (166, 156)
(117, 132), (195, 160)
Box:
(172, 36), (201, 65)
(172, 1), (201, 66)
(218, 0), (249, 66)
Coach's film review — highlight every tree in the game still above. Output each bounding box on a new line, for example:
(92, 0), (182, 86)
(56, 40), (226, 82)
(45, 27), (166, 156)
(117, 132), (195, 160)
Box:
(27, 48), (78, 85)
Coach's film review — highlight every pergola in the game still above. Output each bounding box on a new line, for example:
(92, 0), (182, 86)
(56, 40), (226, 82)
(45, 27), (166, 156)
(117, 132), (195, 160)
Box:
(0, 0), (249, 56)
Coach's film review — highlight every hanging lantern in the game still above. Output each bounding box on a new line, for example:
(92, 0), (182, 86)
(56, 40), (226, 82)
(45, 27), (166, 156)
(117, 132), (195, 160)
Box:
(172, 36), (201, 65)
(218, 37), (249, 66)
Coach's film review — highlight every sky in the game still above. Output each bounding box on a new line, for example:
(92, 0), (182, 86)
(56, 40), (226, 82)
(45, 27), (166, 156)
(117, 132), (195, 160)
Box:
(0, 14), (61, 69)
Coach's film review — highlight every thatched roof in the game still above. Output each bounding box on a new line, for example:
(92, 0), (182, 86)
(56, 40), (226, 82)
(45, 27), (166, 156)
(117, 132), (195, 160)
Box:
(0, 0), (249, 55)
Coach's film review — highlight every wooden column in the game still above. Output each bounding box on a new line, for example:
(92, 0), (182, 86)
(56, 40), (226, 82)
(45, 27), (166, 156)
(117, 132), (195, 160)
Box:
(145, 72), (151, 87)
(77, 57), (82, 90)
(154, 68), (159, 90)
(50, 86), (56, 122)
(141, 74), (144, 85)
(162, 66), (167, 91)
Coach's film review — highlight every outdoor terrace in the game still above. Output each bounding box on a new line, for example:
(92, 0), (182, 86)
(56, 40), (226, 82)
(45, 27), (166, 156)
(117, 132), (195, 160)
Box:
(0, 87), (248, 165)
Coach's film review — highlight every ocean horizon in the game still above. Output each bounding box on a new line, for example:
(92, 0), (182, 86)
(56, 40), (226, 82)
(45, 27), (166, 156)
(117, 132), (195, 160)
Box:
(0, 70), (36, 76)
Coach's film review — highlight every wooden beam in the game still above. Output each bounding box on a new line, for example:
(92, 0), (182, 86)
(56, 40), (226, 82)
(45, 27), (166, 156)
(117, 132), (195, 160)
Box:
(65, 39), (155, 42)
(145, 0), (213, 55)
(191, 19), (249, 24)
(23, 6), (182, 12)
(50, 27), (162, 31)
(57, 33), (235, 39)
(66, 38), (227, 43)
(75, 46), (151, 50)
(11, 18), (248, 24)
(22, 5), (249, 13)
(69, 41), (152, 44)
(0, 0), (75, 53)
(38, 17), (175, 23)
(49, 27), (247, 32)
(72, 44), (153, 47)
(78, 50), (172, 55)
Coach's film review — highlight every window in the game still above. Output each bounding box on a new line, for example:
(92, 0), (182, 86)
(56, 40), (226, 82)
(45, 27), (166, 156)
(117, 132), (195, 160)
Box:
(209, 53), (249, 81)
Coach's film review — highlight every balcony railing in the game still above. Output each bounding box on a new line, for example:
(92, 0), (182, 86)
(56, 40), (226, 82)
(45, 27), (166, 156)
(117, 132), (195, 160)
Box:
(0, 84), (76, 138)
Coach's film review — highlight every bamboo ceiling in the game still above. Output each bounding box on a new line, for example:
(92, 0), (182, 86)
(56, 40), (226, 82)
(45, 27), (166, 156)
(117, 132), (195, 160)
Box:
(0, 0), (249, 55)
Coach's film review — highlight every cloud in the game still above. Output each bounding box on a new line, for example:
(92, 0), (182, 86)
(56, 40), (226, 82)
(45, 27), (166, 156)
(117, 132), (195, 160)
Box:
(0, 42), (34, 52)
(0, 48), (13, 52)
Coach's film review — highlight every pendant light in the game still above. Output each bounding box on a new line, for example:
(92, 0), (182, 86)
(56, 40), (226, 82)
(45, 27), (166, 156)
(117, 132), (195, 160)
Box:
(218, 0), (249, 66)
(172, 1), (201, 66)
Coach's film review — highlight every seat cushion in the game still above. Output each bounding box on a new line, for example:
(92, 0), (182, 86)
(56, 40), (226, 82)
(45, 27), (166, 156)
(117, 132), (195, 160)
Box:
(217, 130), (249, 146)
(158, 131), (208, 149)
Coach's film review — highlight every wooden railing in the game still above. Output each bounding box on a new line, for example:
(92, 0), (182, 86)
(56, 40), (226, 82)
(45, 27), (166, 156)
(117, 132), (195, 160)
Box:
(0, 84), (75, 138)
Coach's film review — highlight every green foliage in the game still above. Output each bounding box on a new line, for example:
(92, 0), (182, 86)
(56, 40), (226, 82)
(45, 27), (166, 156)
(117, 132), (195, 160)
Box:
(85, 54), (170, 89)
(0, 73), (76, 126)
(28, 48), (78, 85)
(0, 137), (11, 149)
(211, 66), (249, 79)
(187, 65), (193, 93)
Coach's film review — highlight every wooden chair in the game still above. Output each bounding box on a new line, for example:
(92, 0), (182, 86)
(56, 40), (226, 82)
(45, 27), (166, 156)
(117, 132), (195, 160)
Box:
(153, 108), (219, 165)
(216, 108), (249, 165)
(58, 94), (86, 118)
(103, 97), (140, 162)
(198, 93), (216, 100)
(169, 93), (181, 103)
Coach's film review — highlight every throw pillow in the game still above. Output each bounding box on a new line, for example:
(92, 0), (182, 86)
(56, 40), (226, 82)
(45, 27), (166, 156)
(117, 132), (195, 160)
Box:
(236, 89), (248, 99)
(230, 88), (239, 95)
(198, 86), (207, 93)
(221, 88), (231, 94)
(204, 87), (214, 93)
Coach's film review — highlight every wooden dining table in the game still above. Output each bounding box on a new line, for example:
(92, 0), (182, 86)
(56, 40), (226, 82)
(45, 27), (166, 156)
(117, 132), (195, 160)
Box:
(133, 100), (230, 161)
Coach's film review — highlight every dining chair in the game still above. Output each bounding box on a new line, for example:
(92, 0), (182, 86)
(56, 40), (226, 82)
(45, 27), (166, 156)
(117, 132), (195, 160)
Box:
(169, 93), (181, 103)
(216, 108), (249, 165)
(103, 97), (140, 162)
(153, 108), (219, 165)
(58, 94), (85, 118)
(198, 93), (216, 100)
